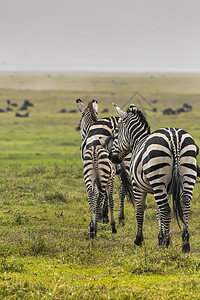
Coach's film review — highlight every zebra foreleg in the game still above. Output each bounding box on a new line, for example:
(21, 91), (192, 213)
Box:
(134, 192), (147, 246)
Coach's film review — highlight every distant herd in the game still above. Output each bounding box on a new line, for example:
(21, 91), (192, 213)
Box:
(0, 99), (34, 117)
(0, 97), (193, 118)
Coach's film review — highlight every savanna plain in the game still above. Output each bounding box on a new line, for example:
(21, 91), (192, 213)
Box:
(0, 72), (199, 299)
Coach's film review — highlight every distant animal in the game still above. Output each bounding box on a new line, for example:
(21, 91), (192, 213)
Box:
(183, 103), (192, 111)
(24, 99), (34, 107)
(18, 99), (34, 111)
(162, 108), (175, 115)
(110, 103), (199, 253)
(58, 109), (67, 113)
(100, 108), (109, 113)
(163, 103), (192, 115)
(68, 109), (77, 113)
(6, 107), (13, 112)
(76, 124), (80, 131)
(15, 112), (29, 117)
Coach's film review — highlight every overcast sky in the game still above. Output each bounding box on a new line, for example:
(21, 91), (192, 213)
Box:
(1, 0), (200, 72)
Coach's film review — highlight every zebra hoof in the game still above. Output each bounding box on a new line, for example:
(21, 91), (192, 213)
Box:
(182, 243), (190, 253)
(118, 216), (125, 225)
(158, 238), (164, 247)
(119, 220), (125, 226)
(90, 231), (96, 238)
(182, 230), (190, 253)
(102, 216), (109, 224)
(158, 232), (164, 246)
(112, 227), (117, 234)
(134, 235), (143, 246)
(164, 237), (170, 248)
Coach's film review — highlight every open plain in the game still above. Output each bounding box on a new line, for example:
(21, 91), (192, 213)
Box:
(0, 72), (199, 299)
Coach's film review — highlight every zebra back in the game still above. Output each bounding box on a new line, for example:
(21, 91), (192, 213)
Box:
(81, 116), (119, 160)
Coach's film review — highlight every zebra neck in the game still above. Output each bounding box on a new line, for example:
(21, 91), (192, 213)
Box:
(131, 134), (149, 154)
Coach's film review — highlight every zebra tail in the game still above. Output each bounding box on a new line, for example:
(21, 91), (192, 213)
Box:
(195, 144), (200, 177)
(93, 147), (103, 197)
(170, 164), (185, 229)
(197, 164), (200, 177)
(119, 162), (135, 206)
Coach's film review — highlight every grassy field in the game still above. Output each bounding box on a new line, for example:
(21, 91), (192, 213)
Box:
(0, 72), (199, 299)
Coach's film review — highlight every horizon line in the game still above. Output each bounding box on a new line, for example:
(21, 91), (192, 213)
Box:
(1, 67), (200, 74)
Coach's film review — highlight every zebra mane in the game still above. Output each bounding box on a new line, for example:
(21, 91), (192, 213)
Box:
(127, 106), (151, 134)
(86, 101), (98, 122)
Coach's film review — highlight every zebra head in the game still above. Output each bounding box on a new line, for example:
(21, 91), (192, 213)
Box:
(109, 103), (150, 164)
(109, 103), (133, 163)
(76, 99), (98, 140)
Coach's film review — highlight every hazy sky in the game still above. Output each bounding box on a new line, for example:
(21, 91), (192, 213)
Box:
(1, 0), (200, 72)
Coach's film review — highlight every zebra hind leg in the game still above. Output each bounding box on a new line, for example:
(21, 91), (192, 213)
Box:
(90, 221), (96, 238)
(102, 195), (109, 224)
(181, 195), (191, 253)
(156, 208), (165, 246)
(182, 229), (190, 253)
(134, 192), (147, 246)
(87, 189), (96, 238)
(159, 203), (171, 248)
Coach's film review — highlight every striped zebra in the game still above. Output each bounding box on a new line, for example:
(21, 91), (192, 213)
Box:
(109, 103), (199, 253)
(76, 99), (133, 224)
(76, 99), (132, 237)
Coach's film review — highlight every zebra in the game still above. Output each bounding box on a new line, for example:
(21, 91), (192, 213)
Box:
(109, 103), (199, 253)
(76, 99), (133, 226)
(77, 98), (133, 237)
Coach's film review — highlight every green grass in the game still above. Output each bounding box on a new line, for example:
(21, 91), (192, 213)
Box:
(0, 72), (199, 299)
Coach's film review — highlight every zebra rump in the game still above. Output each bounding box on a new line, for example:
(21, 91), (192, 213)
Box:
(83, 144), (116, 237)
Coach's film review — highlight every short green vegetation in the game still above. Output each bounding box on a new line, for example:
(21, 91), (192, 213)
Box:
(0, 73), (199, 299)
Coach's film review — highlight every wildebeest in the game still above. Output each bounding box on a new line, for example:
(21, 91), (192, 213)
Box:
(15, 112), (29, 118)
(163, 103), (193, 115)
(18, 99), (34, 111)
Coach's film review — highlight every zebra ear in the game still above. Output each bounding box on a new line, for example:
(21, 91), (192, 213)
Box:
(92, 99), (98, 114)
(76, 99), (85, 113)
(112, 103), (126, 119)
(127, 104), (137, 113)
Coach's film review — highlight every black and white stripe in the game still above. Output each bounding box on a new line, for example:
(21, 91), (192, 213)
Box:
(110, 103), (198, 252)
